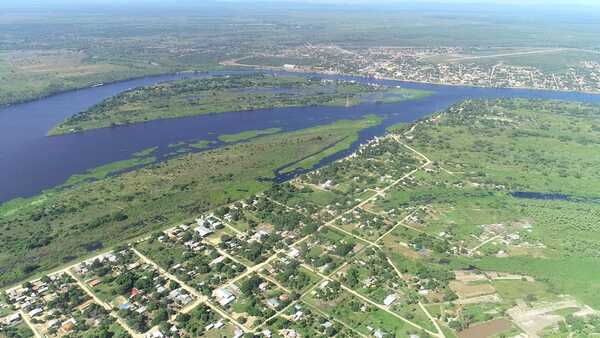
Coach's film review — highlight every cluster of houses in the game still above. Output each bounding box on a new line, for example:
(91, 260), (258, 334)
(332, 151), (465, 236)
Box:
(212, 280), (288, 309)
(195, 215), (224, 238)
(212, 287), (236, 307)
(337, 207), (391, 237)
(278, 44), (600, 93)
(1, 312), (22, 328)
(4, 273), (94, 336)
(158, 223), (247, 294)
(159, 215), (224, 248)
(119, 276), (194, 316)
(74, 250), (135, 279)
(212, 279), (290, 320)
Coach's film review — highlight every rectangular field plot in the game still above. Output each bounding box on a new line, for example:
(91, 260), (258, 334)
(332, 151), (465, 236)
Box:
(216, 195), (318, 235)
(333, 247), (440, 333)
(213, 197), (322, 265)
(381, 224), (453, 259)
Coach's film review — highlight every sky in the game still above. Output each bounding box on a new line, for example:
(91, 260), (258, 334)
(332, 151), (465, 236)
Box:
(3, 0), (599, 12)
(6, 0), (600, 4)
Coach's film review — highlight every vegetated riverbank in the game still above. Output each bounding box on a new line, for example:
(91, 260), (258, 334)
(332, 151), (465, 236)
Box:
(0, 116), (380, 288)
(48, 74), (430, 135)
(218, 128), (283, 143)
(5, 69), (600, 205)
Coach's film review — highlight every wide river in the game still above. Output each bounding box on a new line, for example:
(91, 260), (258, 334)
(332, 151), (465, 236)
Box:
(2, 70), (600, 203)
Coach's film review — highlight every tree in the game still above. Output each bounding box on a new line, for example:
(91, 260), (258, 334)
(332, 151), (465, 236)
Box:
(240, 275), (263, 296)
(152, 308), (169, 326)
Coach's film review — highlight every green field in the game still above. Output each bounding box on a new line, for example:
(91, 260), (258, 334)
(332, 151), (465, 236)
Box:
(218, 128), (282, 143)
(399, 98), (600, 308)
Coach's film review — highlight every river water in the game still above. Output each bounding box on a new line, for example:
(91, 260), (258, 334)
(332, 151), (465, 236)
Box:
(2, 70), (600, 203)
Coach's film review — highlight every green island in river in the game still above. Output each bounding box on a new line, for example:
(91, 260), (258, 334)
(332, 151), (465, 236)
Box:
(48, 74), (430, 135)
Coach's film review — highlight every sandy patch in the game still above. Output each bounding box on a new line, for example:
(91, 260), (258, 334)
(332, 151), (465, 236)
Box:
(458, 318), (513, 338)
(450, 281), (496, 299)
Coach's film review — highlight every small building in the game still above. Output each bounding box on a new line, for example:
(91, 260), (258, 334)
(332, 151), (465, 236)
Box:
(283, 329), (297, 338)
(88, 279), (102, 288)
(127, 262), (140, 271)
(175, 294), (193, 306)
(145, 330), (164, 338)
(213, 288), (235, 306)
(61, 318), (76, 333)
(209, 256), (226, 267)
(292, 310), (303, 321)
(130, 288), (140, 298)
(258, 282), (269, 292)
(266, 298), (280, 309)
(233, 328), (244, 338)
(288, 248), (300, 258)
(195, 225), (213, 238)
(28, 308), (43, 317)
(78, 299), (94, 312)
(4, 313), (21, 325)
(383, 294), (397, 306)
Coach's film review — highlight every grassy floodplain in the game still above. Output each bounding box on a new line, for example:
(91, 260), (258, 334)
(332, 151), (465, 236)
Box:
(218, 128), (282, 143)
(48, 74), (429, 135)
(0, 116), (380, 288)
(397, 98), (600, 308)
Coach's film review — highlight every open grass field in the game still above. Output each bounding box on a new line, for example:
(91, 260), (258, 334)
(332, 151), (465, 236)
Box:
(218, 128), (283, 143)
(400, 98), (600, 309)
(303, 290), (417, 337)
(434, 48), (600, 73)
(0, 49), (171, 107)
